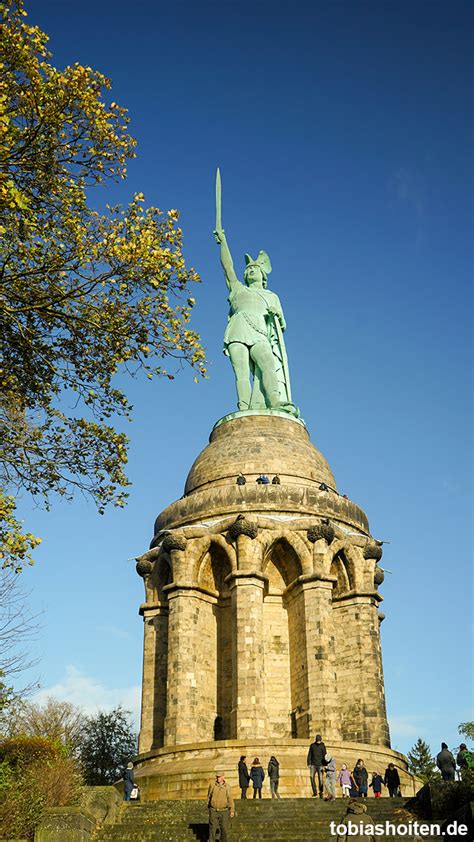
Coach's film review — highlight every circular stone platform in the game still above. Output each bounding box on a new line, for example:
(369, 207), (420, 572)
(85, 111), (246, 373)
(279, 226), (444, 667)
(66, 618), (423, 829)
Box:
(134, 739), (418, 802)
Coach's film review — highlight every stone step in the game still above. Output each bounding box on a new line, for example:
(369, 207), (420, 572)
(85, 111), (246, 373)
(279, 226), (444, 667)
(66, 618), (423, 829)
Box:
(94, 798), (443, 842)
(120, 796), (407, 811)
(95, 827), (444, 839)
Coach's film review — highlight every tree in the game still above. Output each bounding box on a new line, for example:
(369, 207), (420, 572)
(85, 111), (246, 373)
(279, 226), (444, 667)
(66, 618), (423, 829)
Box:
(0, 1), (206, 571)
(0, 696), (86, 756)
(0, 569), (39, 721)
(458, 722), (474, 742)
(78, 706), (136, 785)
(407, 737), (437, 782)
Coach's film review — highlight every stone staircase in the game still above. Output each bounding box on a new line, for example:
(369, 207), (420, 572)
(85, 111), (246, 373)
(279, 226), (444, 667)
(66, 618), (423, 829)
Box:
(93, 797), (444, 841)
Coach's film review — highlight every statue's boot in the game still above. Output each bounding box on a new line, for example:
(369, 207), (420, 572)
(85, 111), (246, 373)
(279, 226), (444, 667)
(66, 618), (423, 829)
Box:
(236, 379), (251, 411)
(268, 392), (300, 418)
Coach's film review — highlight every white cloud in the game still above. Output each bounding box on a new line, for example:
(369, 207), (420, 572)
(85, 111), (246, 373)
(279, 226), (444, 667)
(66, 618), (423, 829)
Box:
(389, 714), (426, 739)
(34, 665), (141, 726)
(94, 624), (131, 641)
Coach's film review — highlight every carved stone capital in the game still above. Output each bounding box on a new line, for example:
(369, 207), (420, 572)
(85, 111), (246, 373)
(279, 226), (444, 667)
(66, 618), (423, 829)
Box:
(363, 540), (383, 561)
(136, 557), (153, 578)
(307, 518), (335, 544)
(374, 565), (385, 587)
(228, 514), (258, 540)
(161, 532), (187, 553)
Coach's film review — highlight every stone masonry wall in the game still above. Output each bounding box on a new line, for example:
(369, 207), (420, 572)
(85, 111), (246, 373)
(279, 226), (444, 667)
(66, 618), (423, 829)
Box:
(138, 516), (390, 753)
(262, 595), (292, 737)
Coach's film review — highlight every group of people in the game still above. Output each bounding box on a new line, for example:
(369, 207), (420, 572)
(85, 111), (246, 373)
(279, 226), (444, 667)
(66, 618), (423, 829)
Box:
(238, 755), (281, 799)
(122, 734), (472, 842)
(237, 472), (281, 485)
(307, 734), (401, 800)
(437, 741), (473, 781)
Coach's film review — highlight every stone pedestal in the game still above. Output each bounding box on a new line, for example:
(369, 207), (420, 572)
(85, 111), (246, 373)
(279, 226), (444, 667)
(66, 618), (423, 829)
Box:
(135, 412), (396, 797)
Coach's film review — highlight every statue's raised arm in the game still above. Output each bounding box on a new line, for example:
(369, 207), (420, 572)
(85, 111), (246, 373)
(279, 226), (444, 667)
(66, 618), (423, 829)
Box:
(214, 168), (238, 291)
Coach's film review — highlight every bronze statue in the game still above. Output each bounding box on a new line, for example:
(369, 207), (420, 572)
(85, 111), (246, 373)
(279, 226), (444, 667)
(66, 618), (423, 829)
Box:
(214, 169), (298, 417)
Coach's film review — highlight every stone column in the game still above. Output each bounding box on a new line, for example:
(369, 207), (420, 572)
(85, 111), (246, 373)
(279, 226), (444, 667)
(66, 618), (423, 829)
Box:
(138, 602), (169, 753)
(300, 575), (342, 742)
(229, 572), (268, 738)
(333, 594), (390, 746)
(163, 586), (217, 746)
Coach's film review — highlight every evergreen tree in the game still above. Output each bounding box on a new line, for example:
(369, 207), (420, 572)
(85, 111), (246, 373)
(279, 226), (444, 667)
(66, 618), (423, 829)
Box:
(407, 738), (436, 782)
(78, 706), (136, 786)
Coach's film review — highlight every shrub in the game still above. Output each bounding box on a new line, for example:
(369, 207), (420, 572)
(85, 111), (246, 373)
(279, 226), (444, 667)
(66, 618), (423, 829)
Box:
(0, 736), (82, 840)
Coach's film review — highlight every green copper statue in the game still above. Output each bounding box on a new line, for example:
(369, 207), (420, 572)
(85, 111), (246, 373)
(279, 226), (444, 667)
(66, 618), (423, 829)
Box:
(214, 169), (298, 417)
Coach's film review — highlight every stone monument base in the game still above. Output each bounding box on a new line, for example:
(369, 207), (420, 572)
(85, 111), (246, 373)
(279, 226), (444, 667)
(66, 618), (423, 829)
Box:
(133, 739), (418, 801)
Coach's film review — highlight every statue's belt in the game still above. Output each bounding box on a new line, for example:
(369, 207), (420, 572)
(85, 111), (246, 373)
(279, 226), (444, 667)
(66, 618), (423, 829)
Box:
(241, 310), (270, 338)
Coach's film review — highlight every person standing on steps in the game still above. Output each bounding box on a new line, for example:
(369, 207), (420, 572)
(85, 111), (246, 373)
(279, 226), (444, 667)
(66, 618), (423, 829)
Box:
(383, 763), (400, 797)
(250, 757), (265, 798)
(307, 733), (327, 798)
(207, 772), (234, 842)
(268, 755), (281, 799)
(436, 742), (456, 782)
(369, 771), (383, 798)
(123, 761), (134, 801)
(353, 759), (368, 797)
(338, 764), (354, 798)
(324, 753), (337, 801)
(457, 743), (474, 780)
(238, 755), (250, 799)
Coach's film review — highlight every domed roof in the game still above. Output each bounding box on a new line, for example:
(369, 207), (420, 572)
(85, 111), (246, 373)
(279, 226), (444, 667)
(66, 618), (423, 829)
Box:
(153, 413), (369, 536)
(185, 413), (336, 495)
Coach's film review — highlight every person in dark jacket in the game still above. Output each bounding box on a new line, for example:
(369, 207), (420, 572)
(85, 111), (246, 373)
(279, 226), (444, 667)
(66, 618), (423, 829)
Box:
(436, 742), (456, 782)
(123, 761), (134, 801)
(456, 743), (473, 779)
(353, 759), (368, 797)
(383, 763), (400, 797)
(250, 757), (265, 798)
(457, 744), (469, 769)
(307, 734), (327, 797)
(268, 755), (281, 799)
(369, 771), (383, 798)
(238, 755), (250, 798)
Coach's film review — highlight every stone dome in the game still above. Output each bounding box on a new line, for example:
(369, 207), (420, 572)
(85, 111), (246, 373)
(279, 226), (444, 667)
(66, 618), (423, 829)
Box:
(185, 413), (336, 495)
(153, 413), (370, 537)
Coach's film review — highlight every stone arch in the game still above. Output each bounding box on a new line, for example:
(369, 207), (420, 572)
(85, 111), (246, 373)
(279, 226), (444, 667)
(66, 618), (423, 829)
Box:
(197, 538), (233, 596)
(262, 529), (311, 579)
(194, 538), (233, 740)
(189, 534), (236, 589)
(262, 534), (309, 740)
(330, 551), (351, 598)
(324, 539), (359, 589)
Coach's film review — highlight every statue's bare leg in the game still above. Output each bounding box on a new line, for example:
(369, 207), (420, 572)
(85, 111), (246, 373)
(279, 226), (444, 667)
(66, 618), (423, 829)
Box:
(250, 342), (281, 408)
(228, 342), (251, 410)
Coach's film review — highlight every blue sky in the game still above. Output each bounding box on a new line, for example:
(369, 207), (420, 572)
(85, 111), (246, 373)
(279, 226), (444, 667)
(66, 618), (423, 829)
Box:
(11, 0), (472, 758)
